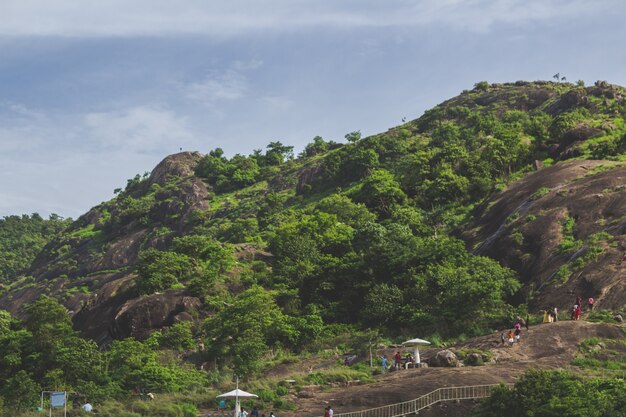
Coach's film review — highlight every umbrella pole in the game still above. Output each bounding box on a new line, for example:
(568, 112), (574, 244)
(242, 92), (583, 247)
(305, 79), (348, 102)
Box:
(235, 376), (239, 417)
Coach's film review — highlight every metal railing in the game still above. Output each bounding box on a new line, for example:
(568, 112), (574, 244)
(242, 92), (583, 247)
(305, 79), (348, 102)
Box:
(335, 384), (513, 417)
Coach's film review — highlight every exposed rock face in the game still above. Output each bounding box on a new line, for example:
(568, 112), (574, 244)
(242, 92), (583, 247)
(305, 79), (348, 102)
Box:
(0, 152), (211, 343)
(428, 350), (459, 367)
(296, 163), (324, 195)
(148, 151), (203, 186)
(112, 294), (201, 340)
(464, 160), (626, 311)
(545, 90), (590, 116)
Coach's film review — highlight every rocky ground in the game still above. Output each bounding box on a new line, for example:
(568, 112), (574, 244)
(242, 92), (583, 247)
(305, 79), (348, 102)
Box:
(268, 320), (626, 417)
(462, 160), (626, 312)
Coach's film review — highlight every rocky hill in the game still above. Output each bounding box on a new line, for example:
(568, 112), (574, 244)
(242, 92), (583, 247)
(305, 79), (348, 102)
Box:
(464, 160), (626, 312)
(1, 79), (625, 347)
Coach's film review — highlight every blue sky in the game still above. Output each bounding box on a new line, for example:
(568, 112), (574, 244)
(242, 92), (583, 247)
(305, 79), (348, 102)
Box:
(1, 0), (626, 218)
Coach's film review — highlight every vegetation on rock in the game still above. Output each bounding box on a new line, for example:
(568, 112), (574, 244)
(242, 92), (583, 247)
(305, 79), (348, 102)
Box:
(1, 80), (626, 415)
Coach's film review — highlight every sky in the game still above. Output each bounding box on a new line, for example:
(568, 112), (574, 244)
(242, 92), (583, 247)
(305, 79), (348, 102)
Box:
(1, 0), (626, 219)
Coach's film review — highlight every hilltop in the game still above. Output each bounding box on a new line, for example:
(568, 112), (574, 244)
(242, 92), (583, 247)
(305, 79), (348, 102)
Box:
(1, 80), (626, 415)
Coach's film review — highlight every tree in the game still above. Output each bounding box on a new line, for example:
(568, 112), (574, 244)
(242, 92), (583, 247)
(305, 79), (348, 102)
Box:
(24, 296), (74, 352)
(474, 81), (489, 91)
(264, 141), (294, 166)
(345, 130), (362, 143)
(172, 235), (234, 275)
(415, 255), (520, 334)
(302, 136), (330, 157)
(362, 284), (403, 326)
(203, 286), (300, 375)
(107, 338), (155, 381)
(135, 249), (192, 294)
(53, 336), (101, 384)
(0, 214), (71, 284)
(0, 329), (33, 380)
(172, 235), (234, 297)
(472, 369), (626, 417)
(352, 169), (407, 217)
(1, 370), (40, 413)
(341, 147), (380, 180)
(160, 322), (195, 351)
(315, 195), (376, 227)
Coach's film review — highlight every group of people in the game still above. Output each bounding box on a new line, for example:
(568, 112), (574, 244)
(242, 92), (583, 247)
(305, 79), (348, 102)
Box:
(570, 295), (594, 320)
(500, 316), (526, 346)
(543, 295), (594, 322)
(239, 408), (274, 417)
(380, 351), (416, 372)
(323, 406), (334, 417)
(543, 306), (559, 323)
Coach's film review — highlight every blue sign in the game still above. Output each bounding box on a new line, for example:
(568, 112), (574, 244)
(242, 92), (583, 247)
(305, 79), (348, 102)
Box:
(51, 392), (66, 408)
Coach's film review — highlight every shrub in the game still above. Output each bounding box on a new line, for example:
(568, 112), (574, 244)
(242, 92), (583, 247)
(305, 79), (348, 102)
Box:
(474, 81), (489, 91)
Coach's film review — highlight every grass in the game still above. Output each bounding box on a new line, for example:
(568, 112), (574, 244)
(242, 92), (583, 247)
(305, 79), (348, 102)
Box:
(572, 337), (626, 372)
(67, 223), (101, 239)
(531, 186), (551, 200)
(506, 212), (520, 224)
(587, 309), (626, 323)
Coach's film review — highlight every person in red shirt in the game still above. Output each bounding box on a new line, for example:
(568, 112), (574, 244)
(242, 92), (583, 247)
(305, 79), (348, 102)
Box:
(394, 351), (402, 370)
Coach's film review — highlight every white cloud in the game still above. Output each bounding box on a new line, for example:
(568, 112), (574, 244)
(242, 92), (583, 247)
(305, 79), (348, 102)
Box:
(0, 0), (618, 37)
(0, 126), (42, 152)
(259, 96), (294, 112)
(0, 103), (47, 152)
(183, 60), (263, 109)
(0, 104), (207, 217)
(82, 106), (199, 153)
(185, 70), (248, 105)
(2, 101), (45, 121)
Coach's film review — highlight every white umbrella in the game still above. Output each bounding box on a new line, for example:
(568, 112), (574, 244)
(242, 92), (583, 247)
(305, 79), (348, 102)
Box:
(217, 389), (259, 399)
(217, 383), (258, 417)
(401, 337), (431, 364)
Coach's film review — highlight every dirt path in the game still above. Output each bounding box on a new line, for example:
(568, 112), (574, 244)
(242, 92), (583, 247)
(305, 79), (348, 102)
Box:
(198, 321), (625, 417)
(287, 321), (625, 417)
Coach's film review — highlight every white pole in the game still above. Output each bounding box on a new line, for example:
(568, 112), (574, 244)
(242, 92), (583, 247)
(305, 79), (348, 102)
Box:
(235, 376), (239, 417)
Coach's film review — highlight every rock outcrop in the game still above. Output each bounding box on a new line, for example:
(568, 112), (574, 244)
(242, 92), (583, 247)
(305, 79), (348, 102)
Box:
(428, 350), (459, 367)
(464, 160), (626, 311)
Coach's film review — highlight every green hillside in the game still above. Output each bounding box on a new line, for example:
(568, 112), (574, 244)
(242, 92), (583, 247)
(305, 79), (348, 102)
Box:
(1, 80), (625, 416)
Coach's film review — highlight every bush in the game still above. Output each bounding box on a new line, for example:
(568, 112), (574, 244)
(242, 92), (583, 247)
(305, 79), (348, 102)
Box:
(588, 309), (626, 323)
(474, 81), (489, 91)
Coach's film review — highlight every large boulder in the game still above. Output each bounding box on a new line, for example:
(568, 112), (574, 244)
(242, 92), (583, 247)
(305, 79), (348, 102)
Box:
(428, 350), (459, 367)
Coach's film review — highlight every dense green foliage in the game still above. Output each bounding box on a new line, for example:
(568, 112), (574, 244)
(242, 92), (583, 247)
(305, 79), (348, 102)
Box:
(0, 214), (71, 284)
(472, 369), (626, 417)
(3, 81), (626, 413)
(0, 298), (207, 415)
